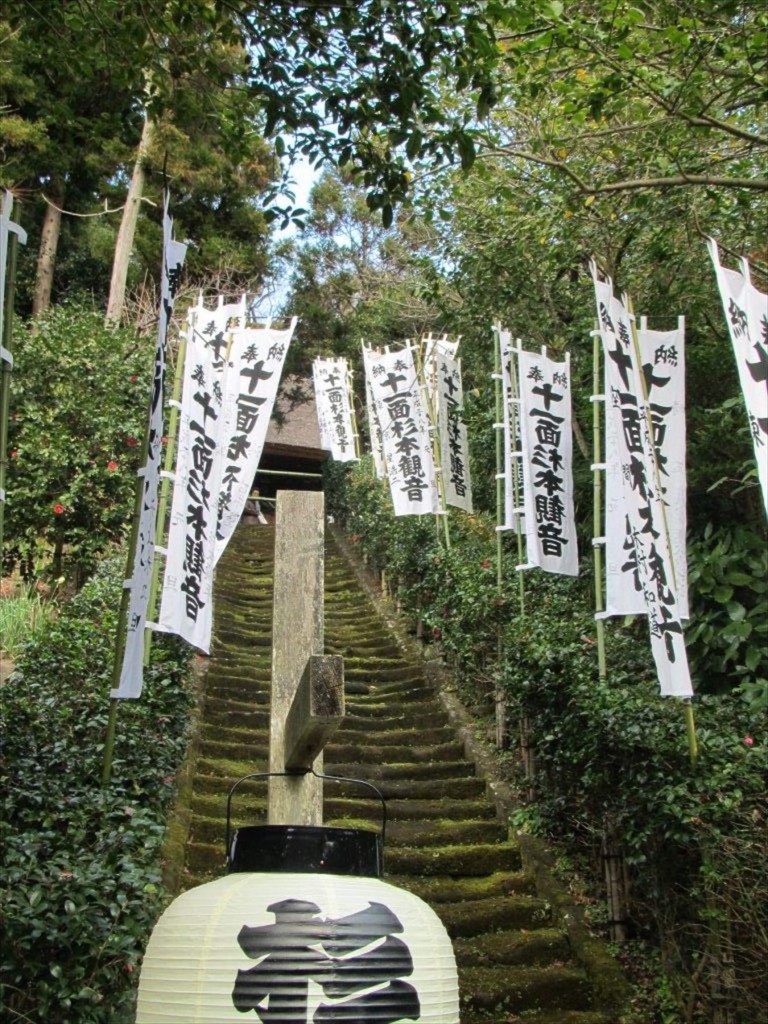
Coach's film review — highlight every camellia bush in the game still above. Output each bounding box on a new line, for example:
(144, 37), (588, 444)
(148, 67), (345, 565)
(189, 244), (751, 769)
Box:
(328, 457), (767, 1023)
(0, 555), (194, 1023)
(4, 304), (154, 582)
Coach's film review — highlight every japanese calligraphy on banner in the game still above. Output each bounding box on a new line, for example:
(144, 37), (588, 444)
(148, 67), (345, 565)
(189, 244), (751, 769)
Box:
(436, 352), (473, 512)
(518, 349), (578, 576)
(708, 239), (768, 514)
(214, 320), (296, 562)
(592, 269), (692, 697)
(113, 199), (187, 697)
(366, 347), (439, 516)
(422, 333), (460, 403)
(361, 344), (387, 479)
(497, 327), (519, 531)
(156, 308), (222, 653)
(602, 319), (688, 618)
(313, 357), (358, 462)
(189, 292), (248, 362)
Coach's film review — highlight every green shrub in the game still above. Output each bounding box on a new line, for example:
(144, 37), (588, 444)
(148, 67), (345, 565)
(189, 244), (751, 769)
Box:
(0, 554), (194, 1023)
(4, 305), (153, 583)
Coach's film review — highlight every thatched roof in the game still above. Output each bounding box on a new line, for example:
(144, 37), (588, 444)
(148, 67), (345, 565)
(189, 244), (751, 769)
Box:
(264, 376), (327, 461)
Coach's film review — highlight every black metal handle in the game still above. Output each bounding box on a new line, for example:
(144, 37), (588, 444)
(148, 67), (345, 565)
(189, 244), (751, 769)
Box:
(224, 769), (387, 861)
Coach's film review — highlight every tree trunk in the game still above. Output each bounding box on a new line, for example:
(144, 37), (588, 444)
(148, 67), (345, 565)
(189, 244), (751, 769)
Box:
(32, 187), (64, 317)
(106, 114), (155, 324)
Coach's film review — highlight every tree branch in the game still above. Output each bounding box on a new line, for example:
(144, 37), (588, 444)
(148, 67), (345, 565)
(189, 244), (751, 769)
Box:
(480, 146), (768, 193)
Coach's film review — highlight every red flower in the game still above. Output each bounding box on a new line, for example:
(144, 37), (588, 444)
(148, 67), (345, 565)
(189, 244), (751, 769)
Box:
(743, 735), (755, 747)
(125, 436), (138, 447)
(480, 558), (491, 570)
(107, 460), (118, 472)
(129, 374), (138, 383)
(10, 449), (18, 459)
(53, 503), (64, 515)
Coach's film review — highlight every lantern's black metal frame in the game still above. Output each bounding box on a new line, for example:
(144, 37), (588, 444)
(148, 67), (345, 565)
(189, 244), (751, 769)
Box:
(224, 768), (387, 866)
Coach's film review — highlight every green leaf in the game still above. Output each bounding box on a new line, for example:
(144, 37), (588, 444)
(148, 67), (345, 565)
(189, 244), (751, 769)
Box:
(726, 602), (746, 622)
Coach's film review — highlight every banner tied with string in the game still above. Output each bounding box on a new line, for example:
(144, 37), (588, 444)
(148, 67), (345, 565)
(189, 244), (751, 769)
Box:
(365, 347), (438, 516)
(708, 239), (768, 515)
(592, 269), (692, 698)
(113, 200), (187, 698)
(313, 357), (358, 462)
(518, 348), (578, 576)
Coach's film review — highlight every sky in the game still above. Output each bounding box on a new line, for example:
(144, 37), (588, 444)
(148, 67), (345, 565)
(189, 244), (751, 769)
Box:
(250, 154), (318, 319)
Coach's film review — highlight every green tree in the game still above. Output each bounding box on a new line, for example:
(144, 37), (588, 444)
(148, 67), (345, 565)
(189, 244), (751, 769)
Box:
(284, 169), (442, 362)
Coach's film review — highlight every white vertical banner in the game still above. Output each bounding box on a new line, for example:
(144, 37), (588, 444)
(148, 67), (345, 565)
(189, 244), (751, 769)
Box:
(366, 347), (439, 516)
(707, 239), (768, 514)
(517, 349), (578, 576)
(156, 309), (222, 654)
(602, 319), (688, 617)
(214, 320), (297, 563)
(313, 357), (358, 462)
(362, 343), (386, 478)
(592, 268), (692, 697)
(113, 198), (187, 696)
(497, 328), (519, 531)
(638, 318), (688, 617)
(0, 190), (27, 508)
(436, 352), (473, 512)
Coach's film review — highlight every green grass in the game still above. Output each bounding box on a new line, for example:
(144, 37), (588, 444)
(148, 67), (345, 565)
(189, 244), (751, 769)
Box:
(0, 586), (56, 660)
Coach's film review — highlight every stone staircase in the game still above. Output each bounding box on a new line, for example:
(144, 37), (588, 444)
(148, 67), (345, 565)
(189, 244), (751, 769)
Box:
(169, 520), (616, 1024)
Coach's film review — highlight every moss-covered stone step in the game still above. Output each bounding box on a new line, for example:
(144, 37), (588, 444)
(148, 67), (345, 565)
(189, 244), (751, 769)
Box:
(191, 791), (266, 821)
(193, 772), (268, 797)
(184, 839), (227, 877)
(453, 927), (570, 967)
(326, 818), (506, 848)
(198, 735), (270, 762)
(200, 720), (268, 743)
(325, 759), (476, 781)
(389, 870), (535, 903)
(203, 702), (270, 729)
(202, 678), (270, 701)
(458, 964), (592, 1014)
(338, 709), (451, 731)
(324, 739), (466, 764)
(322, 796), (496, 822)
(437, 894), (552, 937)
(195, 755), (270, 779)
(325, 639), (403, 659)
(384, 841), (521, 877)
(331, 723), (458, 746)
(345, 684), (434, 704)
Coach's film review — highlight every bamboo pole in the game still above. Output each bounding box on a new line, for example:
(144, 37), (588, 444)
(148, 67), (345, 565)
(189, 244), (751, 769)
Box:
(492, 324), (508, 749)
(591, 327), (608, 679)
(143, 315), (190, 665)
(0, 217), (21, 564)
(509, 341), (526, 617)
(415, 336), (450, 549)
(102, 463), (147, 785)
(625, 293), (698, 765)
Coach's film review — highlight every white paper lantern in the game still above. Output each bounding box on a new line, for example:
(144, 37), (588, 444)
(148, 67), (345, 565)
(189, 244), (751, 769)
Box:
(137, 827), (458, 1023)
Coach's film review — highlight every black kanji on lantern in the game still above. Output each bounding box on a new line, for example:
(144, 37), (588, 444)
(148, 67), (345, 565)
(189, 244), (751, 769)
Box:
(232, 898), (420, 1023)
